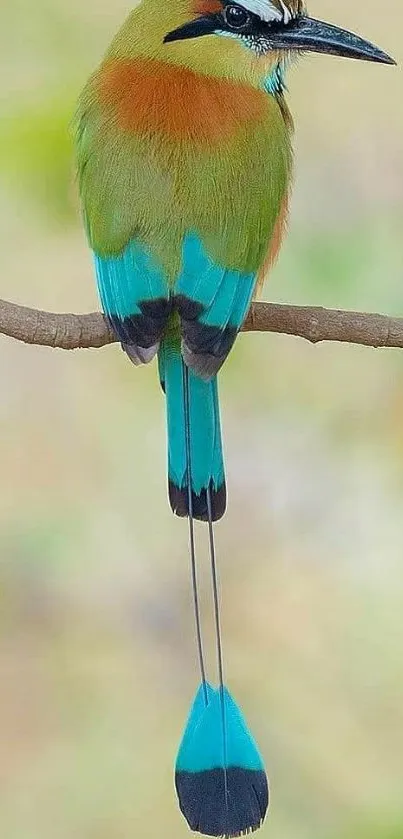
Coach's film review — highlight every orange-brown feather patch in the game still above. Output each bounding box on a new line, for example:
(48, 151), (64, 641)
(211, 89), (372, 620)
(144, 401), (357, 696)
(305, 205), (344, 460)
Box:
(193, 0), (223, 15)
(97, 58), (267, 145)
(255, 192), (289, 296)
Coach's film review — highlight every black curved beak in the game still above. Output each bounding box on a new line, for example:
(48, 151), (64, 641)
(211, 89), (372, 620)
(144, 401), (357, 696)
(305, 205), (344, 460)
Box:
(265, 16), (396, 65)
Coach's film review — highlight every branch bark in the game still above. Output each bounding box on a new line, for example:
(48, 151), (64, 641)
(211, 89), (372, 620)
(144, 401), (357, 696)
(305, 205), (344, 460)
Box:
(0, 296), (402, 351)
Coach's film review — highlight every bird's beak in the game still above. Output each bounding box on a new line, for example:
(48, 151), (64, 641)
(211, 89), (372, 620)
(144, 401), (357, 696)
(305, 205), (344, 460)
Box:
(265, 16), (396, 65)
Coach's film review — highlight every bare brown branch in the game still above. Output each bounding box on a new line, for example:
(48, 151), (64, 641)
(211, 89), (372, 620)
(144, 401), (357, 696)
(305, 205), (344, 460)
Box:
(0, 297), (402, 351)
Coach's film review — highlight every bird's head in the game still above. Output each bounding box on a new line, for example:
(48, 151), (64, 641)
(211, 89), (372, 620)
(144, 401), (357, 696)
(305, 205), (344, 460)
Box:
(160, 0), (395, 81)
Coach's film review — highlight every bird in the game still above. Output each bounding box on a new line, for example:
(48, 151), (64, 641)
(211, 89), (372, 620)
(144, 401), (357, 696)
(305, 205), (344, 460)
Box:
(75, 2), (394, 836)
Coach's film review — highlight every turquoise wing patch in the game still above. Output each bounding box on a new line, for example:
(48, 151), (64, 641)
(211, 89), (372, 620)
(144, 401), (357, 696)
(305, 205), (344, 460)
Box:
(175, 234), (256, 378)
(94, 239), (170, 362)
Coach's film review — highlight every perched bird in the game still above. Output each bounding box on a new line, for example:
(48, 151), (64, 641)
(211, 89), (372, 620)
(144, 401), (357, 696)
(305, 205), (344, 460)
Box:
(75, 2), (394, 835)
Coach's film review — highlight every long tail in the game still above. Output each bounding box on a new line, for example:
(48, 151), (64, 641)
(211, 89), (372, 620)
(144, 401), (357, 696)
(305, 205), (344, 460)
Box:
(158, 338), (226, 522)
(163, 351), (269, 837)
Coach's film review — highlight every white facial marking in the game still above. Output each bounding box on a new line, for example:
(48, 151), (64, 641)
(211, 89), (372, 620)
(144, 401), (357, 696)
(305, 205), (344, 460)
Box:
(240, 0), (295, 24)
(241, 0), (283, 23)
(278, 0), (292, 24)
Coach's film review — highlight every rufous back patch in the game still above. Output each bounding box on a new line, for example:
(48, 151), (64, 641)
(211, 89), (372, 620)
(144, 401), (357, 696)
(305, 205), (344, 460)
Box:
(98, 58), (267, 144)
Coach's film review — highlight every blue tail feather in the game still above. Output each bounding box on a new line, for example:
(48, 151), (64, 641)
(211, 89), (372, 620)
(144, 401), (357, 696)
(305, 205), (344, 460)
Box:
(176, 683), (215, 759)
(176, 687), (265, 774)
(175, 685), (269, 838)
(159, 340), (226, 522)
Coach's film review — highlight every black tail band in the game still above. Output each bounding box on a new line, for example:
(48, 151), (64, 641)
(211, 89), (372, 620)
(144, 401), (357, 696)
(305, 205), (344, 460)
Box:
(169, 479), (226, 522)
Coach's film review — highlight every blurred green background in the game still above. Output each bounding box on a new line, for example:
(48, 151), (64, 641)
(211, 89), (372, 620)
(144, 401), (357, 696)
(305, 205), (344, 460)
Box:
(1, 1), (402, 838)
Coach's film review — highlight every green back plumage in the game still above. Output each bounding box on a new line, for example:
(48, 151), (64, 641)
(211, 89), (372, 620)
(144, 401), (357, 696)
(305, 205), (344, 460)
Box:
(77, 93), (291, 278)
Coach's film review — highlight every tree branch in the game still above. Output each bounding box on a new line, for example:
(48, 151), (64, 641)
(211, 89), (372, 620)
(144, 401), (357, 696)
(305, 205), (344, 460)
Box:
(0, 296), (402, 351)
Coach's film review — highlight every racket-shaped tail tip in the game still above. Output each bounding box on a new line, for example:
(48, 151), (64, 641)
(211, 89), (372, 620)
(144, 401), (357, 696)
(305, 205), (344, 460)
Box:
(175, 687), (269, 838)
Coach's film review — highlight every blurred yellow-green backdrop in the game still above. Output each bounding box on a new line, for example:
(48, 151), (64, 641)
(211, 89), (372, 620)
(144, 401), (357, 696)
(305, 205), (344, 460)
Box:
(1, 2), (403, 838)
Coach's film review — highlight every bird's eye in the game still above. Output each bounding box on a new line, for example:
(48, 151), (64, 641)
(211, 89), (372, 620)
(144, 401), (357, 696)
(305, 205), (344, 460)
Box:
(223, 4), (251, 31)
